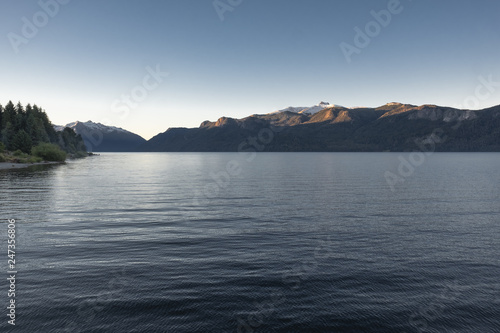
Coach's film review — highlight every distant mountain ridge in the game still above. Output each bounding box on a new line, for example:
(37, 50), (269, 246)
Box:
(140, 102), (500, 152)
(55, 121), (146, 152)
(269, 101), (344, 115)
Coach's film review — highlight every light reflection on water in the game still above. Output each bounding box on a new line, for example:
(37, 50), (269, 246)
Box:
(1, 153), (499, 332)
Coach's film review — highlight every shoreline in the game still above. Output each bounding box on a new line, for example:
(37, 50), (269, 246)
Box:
(0, 161), (64, 171)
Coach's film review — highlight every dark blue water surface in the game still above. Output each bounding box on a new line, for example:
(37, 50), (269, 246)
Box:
(1, 153), (499, 332)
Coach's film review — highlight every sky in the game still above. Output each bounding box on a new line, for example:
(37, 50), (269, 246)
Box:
(0, 0), (499, 140)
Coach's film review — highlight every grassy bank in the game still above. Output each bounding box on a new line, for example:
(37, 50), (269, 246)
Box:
(0, 142), (87, 164)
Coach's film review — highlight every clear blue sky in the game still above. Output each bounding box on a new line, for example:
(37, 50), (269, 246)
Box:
(1, 0), (499, 139)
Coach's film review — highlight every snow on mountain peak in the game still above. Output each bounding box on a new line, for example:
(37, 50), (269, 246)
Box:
(270, 101), (344, 115)
(76, 121), (130, 133)
(54, 121), (130, 134)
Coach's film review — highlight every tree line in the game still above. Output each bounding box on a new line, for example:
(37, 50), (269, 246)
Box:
(0, 101), (86, 155)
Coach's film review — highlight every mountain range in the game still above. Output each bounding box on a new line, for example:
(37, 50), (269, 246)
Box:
(268, 101), (344, 115)
(141, 102), (500, 152)
(58, 102), (500, 152)
(54, 121), (146, 152)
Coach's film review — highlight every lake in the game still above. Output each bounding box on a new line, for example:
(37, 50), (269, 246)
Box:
(1, 153), (499, 332)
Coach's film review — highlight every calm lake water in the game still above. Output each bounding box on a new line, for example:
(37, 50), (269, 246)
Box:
(1, 153), (499, 332)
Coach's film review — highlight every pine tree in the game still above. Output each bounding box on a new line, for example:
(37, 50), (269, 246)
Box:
(3, 101), (15, 129)
(2, 122), (14, 149)
(12, 129), (33, 153)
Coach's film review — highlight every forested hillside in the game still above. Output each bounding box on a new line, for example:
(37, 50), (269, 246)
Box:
(0, 100), (86, 155)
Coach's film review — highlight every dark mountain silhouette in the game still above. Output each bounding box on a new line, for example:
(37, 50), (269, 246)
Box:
(139, 103), (500, 152)
(56, 121), (146, 152)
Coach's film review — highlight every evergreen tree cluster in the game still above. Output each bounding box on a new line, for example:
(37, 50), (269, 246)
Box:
(0, 101), (86, 154)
